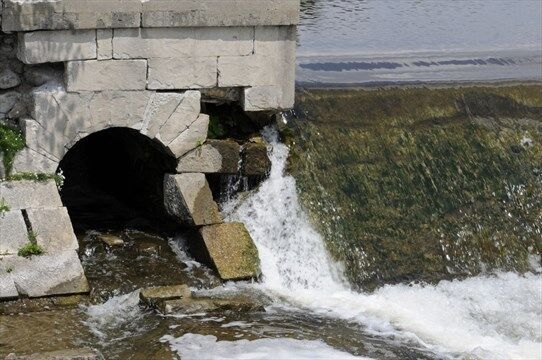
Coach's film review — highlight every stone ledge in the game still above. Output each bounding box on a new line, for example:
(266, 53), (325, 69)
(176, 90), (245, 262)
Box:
(2, 0), (299, 32)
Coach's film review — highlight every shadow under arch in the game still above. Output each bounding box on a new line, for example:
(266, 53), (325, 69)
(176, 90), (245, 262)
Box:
(58, 127), (178, 234)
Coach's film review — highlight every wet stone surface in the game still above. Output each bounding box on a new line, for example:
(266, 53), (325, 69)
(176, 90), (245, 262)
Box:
(0, 229), (438, 359)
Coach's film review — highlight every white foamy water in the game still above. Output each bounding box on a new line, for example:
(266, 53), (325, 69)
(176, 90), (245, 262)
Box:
(82, 290), (144, 342)
(224, 127), (542, 360)
(160, 333), (369, 360)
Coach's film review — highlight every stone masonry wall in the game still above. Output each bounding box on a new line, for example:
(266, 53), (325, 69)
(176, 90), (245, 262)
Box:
(1, 0), (299, 299)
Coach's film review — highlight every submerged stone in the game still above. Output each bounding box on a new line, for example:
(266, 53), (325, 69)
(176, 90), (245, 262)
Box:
(97, 234), (124, 248)
(140, 284), (191, 306)
(198, 222), (261, 281)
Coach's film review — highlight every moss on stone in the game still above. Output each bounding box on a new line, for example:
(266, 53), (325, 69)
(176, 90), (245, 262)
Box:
(289, 85), (542, 289)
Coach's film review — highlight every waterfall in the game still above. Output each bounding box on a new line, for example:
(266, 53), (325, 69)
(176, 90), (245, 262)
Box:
(222, 127), (346, 293)
(223, 126), (542, 360)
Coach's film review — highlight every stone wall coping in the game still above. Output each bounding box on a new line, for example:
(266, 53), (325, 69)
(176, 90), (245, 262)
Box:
(2, 0), (300, 32)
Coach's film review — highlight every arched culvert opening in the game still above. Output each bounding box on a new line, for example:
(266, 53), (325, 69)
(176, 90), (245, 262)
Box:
(58, 128), (178, 234)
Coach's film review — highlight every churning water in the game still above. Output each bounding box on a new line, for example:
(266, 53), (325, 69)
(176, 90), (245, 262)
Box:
(223, 127), (542, 360)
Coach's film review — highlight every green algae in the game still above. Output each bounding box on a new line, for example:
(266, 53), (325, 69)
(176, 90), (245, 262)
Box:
(288, 85), (542, 289)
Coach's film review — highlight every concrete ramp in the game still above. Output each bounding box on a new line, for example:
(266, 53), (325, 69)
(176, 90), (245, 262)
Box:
(0, 180), (88, 300)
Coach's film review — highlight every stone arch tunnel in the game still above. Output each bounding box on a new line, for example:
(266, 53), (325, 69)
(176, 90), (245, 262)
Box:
(0, 0), (298, 300)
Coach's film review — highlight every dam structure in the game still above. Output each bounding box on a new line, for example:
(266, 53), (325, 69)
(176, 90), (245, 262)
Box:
(0, 0), (299, 300)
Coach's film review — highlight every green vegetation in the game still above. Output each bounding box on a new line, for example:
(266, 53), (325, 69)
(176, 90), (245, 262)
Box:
(208, 115), (227, 139)
(18, 242), (44, 258)
(0, 198), (9, 214)
(18, 231), (44, 258)
(289, 85), (542, 289)
(0, 124), (25, 176)
(6, 172), (64, 188)
(6, 267), (13, 273)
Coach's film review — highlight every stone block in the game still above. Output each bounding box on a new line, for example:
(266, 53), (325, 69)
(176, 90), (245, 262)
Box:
(148, 57), (217, 90)
(142, 92), (185, 138)
(11, 148), (59, 175)
(97, 29), (113, 60)
(218, 55), (277, 87)
(243, 86), (281, 111)
(2, 0), (142, 32)
(155, 91), (201, 144)
(177, 140), (241, 174)
(242, 142), (271, 176)
(1, 250), (89, 298)
(167, 114), (210, 158)
(163, 173), (223, 226)
(113, 27), (253, 59)
(0, 91), (20, 114)
(0, 68), (21, 89)
(0, 153), (5, 179)
(141, 0), (300, 27)
(26, 207), (79, 253)
(254, 26), (296, 109)
(0, 258), (19, 299)
(65, 60), (147, 92)
(0, 211), (28, 255)
(198, 222), (260, 280)
(140, 284), (191, 305)
(0, 180), (62, 211)
(17, 30), (97, 64)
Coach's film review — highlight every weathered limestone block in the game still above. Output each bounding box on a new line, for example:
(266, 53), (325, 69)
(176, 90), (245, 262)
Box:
(198, 222), (260, 280)
(27, 207), (79, 253)
(0, 251), (89, 298)
(163, 173), (223, 226)
(243, 86), (281, 111)
(0, 211), (28, 255)
(218, 55), (277, 87)
(147, 57), (217, 90)
(0, 91), (20, 114)
(2, 0), (142, 32)
(151, 91), (201, 144)
(177, 140), (241, 174)
(167, 114), (210, 158)
(0, 180), (62, 211)
(17, 30), (96, 64)
(254, 26), (296, 109)
(97, 29), (113, 60)
(242, 142), (271, 176)
(113, 27), (253, 59)
(0, 261), (19, 299)
(11, 148), (59, 175)
(65, 60), (147, 92)
(141, 0), (300, 27)
(142, 92), (185, 138)
(0, 68), (21, 89)
(88, 91), (151, 130)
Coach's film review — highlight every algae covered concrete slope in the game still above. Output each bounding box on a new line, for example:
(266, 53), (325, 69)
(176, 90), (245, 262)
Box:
(288, 85), (542, 289)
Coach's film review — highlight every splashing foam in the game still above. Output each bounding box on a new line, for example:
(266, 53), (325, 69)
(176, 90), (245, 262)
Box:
(224, 126), (542, 360)
(82, 291), (144, 343)
(160, 333), (369, 360)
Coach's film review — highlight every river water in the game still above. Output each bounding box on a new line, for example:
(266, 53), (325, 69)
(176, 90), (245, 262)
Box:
(297, 0), (542, 84)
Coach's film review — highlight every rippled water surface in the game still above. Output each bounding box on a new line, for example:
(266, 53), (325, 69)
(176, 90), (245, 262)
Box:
(297, 0), (542, 84)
